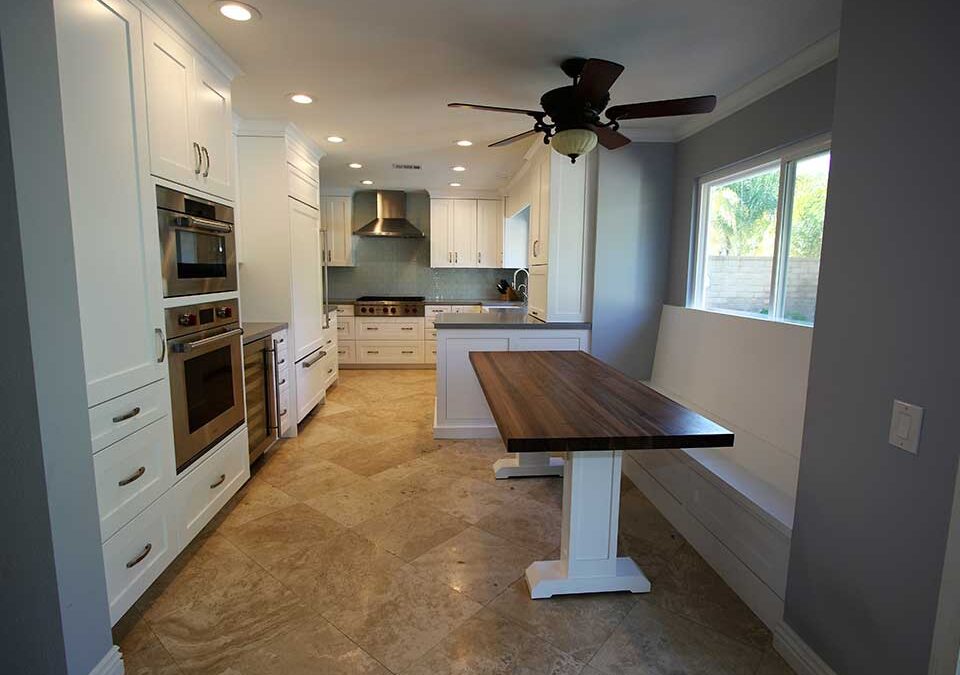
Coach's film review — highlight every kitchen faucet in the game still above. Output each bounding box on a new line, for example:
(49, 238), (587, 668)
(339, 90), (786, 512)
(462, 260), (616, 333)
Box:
(513, 268), (529, 301)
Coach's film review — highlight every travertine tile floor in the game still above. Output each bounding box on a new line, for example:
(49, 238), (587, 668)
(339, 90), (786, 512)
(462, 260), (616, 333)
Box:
(115, 369), (796, 675)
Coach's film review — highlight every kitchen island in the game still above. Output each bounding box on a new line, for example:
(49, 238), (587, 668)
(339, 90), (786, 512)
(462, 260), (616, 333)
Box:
(470, 350), (733, 598)
(432, 311), (591, 478)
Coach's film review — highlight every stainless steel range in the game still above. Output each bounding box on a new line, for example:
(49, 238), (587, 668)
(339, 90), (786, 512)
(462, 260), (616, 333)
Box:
(355, 296), (425, 317)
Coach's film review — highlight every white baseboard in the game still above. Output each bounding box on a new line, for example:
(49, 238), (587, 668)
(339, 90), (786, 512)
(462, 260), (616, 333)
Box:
(90, 646), (123, 675)
(774, 623), (839, 675)
(432, 423), (500, 440)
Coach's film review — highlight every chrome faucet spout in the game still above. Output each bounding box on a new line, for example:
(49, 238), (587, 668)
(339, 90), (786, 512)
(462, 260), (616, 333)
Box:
(512, 268), (529, 301)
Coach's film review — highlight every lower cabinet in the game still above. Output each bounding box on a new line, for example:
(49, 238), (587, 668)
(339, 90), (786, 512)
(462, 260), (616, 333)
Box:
(296, 346), (336, 421)
(337, 340), (356, 364)
(425, 341), (437, 364)
(528, 265), (547, 321)
(357, 341), (424, 364)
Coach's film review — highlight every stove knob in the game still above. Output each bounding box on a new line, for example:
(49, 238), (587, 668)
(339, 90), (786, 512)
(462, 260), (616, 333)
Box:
(216, 306), (232, 319)
(178, 313), (196, 327)
(390, 307), (397, 314)
(359, 307), (366, 313)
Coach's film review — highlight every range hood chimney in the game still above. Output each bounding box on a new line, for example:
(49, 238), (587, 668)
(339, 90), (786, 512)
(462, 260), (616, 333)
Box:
(355, 191), (424, 238)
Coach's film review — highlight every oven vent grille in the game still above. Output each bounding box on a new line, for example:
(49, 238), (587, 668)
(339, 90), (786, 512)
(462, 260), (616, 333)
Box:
(391, 163), (422, 170)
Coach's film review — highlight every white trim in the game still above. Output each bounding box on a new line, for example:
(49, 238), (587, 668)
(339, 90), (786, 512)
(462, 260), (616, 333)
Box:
(138, 0), (241, 79)
(234, 119), (325, 160)
(619, 128), (676, 143)
(674, 31), (839, 141)
(773, 623), (840, 675)
(90, 646), (124, 675)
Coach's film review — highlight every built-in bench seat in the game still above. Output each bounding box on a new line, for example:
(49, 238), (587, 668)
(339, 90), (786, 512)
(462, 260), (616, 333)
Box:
(622, 305), (813, 628)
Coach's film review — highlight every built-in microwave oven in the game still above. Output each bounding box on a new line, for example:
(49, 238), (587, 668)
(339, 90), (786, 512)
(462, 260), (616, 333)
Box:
(157, 185), (237, 298)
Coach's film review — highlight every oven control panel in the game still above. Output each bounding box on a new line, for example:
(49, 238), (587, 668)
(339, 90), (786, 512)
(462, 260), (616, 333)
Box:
(166, 299), (240, 339)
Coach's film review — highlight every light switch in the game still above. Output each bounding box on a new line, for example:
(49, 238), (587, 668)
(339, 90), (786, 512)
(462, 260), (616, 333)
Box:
(889, 400), (923, 454)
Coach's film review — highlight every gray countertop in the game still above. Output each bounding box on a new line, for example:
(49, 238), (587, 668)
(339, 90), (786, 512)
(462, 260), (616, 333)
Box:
(242, 321), (288, 345)
(434, 310), (591, 330)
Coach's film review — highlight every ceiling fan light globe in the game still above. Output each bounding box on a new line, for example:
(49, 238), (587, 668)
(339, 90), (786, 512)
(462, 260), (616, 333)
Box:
(550, 128), (598, 163)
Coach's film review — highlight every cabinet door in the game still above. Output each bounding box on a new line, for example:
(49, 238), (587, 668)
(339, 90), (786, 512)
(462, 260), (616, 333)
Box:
(142, 17), (198, 187)
(323, 196), (353, 266)
(289, 199), (325, 361)
(194, 59), (233, 200)
(477, 199), (503, 268)
(430, 199), (453, 268)
(57, 0), (167, 406)
(452, 199), (478, 268)
(528, 264), (548, 321)
(531, 156), (550, 265)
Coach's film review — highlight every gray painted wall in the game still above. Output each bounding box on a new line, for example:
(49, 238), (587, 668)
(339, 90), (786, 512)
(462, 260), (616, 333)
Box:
(784, 2), (960, 673)
(665, 61), (837, 306)
(591, 143), (675, 380)
(327, 191), (514, 300)
(0, 2), (113, 672)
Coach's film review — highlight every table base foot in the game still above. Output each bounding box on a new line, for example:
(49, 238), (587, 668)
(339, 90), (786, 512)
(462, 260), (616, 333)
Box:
(493, 456), (564, 479)
(525, 558), (651, 599)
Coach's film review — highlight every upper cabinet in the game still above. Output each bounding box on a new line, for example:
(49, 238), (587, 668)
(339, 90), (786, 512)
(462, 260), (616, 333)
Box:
(529, 153), (550, 265)
(321, 195), (354, 267)
(430, 197), (503, 269)
(143, 17), (234, 201)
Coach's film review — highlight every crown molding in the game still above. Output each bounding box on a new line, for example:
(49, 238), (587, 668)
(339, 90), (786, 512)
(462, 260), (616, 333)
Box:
(619, 128), (677, 143)
(673, 31), (839, 142)
(234, 119), (325, 159)
(139, 0), (242, 79)
(427, 189), (503, 200)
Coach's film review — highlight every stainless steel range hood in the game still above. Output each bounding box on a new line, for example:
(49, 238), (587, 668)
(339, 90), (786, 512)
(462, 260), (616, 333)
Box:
(355, 191), (424, 238)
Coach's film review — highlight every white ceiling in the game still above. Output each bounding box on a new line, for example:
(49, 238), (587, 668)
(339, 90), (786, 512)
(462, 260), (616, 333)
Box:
(177, 0), (841, 192)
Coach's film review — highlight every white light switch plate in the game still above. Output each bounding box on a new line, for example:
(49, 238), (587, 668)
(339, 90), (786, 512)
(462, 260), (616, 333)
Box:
(889, 400), (923, 455)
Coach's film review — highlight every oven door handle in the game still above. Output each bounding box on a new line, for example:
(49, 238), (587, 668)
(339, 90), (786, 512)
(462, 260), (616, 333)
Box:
(173, 215), (234, 234)
(171, 327), (243, 353)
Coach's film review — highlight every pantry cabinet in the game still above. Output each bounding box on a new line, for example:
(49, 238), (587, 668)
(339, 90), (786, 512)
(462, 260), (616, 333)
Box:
(321, 195), (354, 267)
(143, 16), (234, 201)
(430, 197), (504, 268)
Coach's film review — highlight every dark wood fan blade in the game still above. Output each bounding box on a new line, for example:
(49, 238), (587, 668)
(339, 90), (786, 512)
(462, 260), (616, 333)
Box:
(448, 102), (543, 118)
(575, 59), (625, 103)
(489, 129), (539, 148)
(606, 95), (717, 121)
(588, 124), (631, 150)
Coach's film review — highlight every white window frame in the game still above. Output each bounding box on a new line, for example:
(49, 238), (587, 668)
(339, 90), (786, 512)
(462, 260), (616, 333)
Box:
(689, 134), (832, 324)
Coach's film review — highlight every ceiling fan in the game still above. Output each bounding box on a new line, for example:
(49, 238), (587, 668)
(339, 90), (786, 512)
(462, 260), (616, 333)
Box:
(448, 57), (717, 163)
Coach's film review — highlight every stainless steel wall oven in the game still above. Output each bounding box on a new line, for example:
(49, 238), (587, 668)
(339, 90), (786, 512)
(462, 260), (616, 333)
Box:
(166, 299), (244, 472)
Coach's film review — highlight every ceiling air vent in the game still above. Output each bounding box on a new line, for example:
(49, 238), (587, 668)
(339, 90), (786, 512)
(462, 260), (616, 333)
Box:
(391, 163), (422, 170)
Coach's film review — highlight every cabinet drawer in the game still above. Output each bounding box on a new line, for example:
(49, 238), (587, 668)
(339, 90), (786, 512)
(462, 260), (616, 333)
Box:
(336, 316), (356, 340)
(425, 342), (438, 364)
(274, 342), (291, 371)
(287, 144), (320, 183)
(94, 418), (176, 542)
(296, 347), (330, 420)
(426, 328), (438, 341)
(272, 330), (289, 352)
(288, 164), (319, 208)
(89, 380), (170, 454)
(173, 427), (249, 545)
(425, 305), (451, 317)
(102, 490), (177, 625)
(451, 305), (482, 314)
(357, 341), (423, 364)
(337, 340), (356, 364)
(357, 317), (424, 340)
(336, 304), (355, 317)
(278, 382), (292, 435)
(322, 352), (339, 390)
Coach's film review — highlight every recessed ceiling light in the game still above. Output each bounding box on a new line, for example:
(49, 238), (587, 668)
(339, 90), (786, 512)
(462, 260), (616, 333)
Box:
(451, 165), (466, 172)
(449, 182), (462, 187)
(455, 140), (473, 147)
(327, 136), (344, 143)
(289, 93), (313, 104)
(215, 1), (260, 22)
(361, 180), (374, 185)
(348, 162), (362, 169)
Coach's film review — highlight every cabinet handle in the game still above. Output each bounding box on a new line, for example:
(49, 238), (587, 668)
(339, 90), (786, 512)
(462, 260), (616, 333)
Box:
(156, 328), (166, 363)
(327, 368), (333, 374)
(209, 473), (226, 489)
(118, 466), (146, 487)
(201, 146), (210, 178)
(402, 350), (414, 355)
(278, 378), (286, 386)
(447, 251), (452, 263)
(478, 251), (481, 264)
(193, 142), (202, 175)
(367, 327), (378, 331)
(279, 408), (288, 417)
(367, 350), (379, 354)
(276, 337), (285, 344)
(401, 327), (413, 331)
(455, 251), (459, 263)
(112, 406), (141, 424)
(125, 543), (153, 569)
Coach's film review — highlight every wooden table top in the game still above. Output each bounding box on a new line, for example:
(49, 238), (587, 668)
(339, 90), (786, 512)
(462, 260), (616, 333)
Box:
(470, 351), (734, 453)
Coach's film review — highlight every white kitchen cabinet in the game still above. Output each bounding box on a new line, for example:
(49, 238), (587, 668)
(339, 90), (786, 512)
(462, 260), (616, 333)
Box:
(296, 347), (330, 421)
(143, 16), (234, 201)
(477, 199), (504, 268)
(321, 195), (354, 266)
(528, 264), (547, 322)
(357, 341), (424, 365)
(289, 198), (325, 361)
(529, 153), (549, 265)
(430, 198), (486, 268)
(357, 316), (425, 341)
(430, 198), (453, 267)
(56, 0), (167, 407)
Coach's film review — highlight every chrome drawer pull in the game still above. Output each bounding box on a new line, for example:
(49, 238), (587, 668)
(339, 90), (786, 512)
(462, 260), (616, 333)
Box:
(278, 358), (286, 365)
(401, 327), (413, 331)
(112, 407), (141, 424)
(118, 466), (146, 487)
(278, 378), (286, 386)
(209, 473), (226, 489)
(402, 350), (414, 355)
(126, 543), (152, 569)
(279, 408), (288, 416)
(367, 327), (379, 331)
(367, 350), (379, 355)
(302, 350), (326, 368)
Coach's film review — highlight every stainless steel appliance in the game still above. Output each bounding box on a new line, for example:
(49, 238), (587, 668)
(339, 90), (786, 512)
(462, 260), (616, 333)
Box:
(243, 336), (280, 463)
(354, 191), (424, 238)
(354, 296), (425, 316)
(157, 185), (237, 297)
(166, 299), (244, 473)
